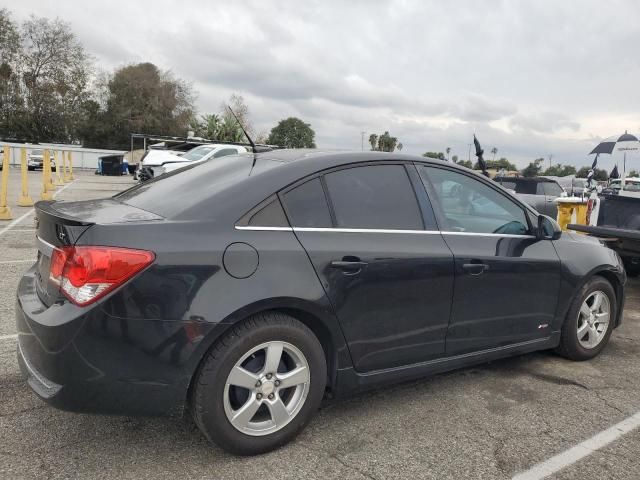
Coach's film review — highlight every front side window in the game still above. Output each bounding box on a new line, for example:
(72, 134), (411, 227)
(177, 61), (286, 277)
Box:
(421, 166), (530, 235)
(323, 164), (423, 230)
(213, 148), (239, 158)
(282, 178), (332, 228)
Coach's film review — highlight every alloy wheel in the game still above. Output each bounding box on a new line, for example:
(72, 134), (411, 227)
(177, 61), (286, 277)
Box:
(577, 291), (610, 349)
(223, 341), (311, 436)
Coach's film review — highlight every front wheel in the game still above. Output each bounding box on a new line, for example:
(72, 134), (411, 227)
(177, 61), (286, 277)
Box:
(555, 276), (616, 361)
(191, 312), (327, 455)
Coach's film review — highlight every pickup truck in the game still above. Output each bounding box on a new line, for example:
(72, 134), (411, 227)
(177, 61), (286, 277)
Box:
(569, 186), (640, 275)
(497, 177), (566, 217)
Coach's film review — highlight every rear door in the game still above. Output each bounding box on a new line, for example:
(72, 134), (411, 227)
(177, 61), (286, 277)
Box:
(281, 163), (455, 373)
(418, 165), (561, 355)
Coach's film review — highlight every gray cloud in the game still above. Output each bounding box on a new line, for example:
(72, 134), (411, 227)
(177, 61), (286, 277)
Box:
(7, 0), (640, 167)
(510, 112), (581, 134)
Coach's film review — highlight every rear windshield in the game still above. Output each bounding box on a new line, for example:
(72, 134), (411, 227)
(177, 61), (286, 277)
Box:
(115, 154), (252, 217)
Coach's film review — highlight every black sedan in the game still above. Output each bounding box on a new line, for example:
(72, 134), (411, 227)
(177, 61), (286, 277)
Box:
(16, 151), (625, 455)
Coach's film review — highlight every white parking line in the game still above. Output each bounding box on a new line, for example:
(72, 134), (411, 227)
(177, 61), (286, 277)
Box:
(512, 411), (640, 480)
(0, 334), (18, 341)
(0, 181), (74, 238)
(0, 259), (35, 264)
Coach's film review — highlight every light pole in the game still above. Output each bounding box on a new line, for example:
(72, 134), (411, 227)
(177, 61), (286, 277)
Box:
(361, 131), (366, 151)
(468, 143), (472, 163)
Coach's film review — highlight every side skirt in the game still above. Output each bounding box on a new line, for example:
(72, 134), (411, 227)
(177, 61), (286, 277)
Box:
(333, 333), (561, 396)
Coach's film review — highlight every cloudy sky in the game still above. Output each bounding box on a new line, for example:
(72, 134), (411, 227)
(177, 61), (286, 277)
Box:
(9, 0), (640, 169)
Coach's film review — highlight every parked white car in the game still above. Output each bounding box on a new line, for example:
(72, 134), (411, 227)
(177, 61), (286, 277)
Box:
(28, 149), (56, 171)
(141, 144), (247, 178)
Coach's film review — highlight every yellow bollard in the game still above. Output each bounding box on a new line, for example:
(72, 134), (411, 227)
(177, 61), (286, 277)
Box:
(53, 151), (64, 186)
(0, 145), (13, 219)
(67, 151), (75, 180)
(41, 149), (54, 200)
(61, 151), (70, 183)
(44, 150), (55, 192)
(17, 147), (33, 207)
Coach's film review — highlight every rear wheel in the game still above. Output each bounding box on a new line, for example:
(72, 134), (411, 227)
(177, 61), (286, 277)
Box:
(555, 276), (616, 361)
(192, 312), (326, 455)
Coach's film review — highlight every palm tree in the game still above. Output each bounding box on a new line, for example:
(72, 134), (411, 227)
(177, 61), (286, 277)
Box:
(397, 143), (403, 151)
(491, 147), (498, 161)
(446, 147), (451, 161)
(368, 134), (378, 151)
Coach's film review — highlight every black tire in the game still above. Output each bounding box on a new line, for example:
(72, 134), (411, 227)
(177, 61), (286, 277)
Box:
(555, 276), (616, 361)
(191, 312), (327, 455)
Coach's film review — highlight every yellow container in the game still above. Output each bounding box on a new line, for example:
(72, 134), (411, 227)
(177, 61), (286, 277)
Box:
(555, 198), (589, 231)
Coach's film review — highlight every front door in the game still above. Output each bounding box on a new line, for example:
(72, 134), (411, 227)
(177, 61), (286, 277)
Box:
(280, 164), (455, 373)
(418, 165), (561, 356)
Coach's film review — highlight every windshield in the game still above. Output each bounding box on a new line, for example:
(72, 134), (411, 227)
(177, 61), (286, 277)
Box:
(610, 180), (640, 191)
(180, 145), (216, 162)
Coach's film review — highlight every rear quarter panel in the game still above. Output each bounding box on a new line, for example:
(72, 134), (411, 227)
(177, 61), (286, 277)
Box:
(76, 221), (350, 390)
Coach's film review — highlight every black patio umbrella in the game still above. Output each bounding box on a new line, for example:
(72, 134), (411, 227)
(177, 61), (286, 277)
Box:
(590, 131), (639, 172)
(473, 135), (489, 177)
(610, 164), (620, 180)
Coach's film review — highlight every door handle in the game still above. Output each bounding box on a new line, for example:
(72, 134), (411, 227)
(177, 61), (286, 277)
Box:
(330, 257), (367, 274)
(462, 263), (489, 275)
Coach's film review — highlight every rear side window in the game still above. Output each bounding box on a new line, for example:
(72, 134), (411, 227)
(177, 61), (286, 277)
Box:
(282, 178), (332, 228)
(213, 148), (239, 158)
(324, 165), (423, 230)
(237, 197), (289, 227)
(515, 180), (537, 195)
(499, 179), (517, 191)
(544, 182), (564, 196)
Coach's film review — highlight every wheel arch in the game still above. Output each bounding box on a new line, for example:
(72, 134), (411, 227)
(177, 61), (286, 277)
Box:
(184, 297), (350, 412)
(562, 266), (625, 330)
(592, 269), (625, 327)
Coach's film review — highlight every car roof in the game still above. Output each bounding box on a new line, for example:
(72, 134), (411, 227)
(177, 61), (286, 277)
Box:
(119, 149), (468, 220)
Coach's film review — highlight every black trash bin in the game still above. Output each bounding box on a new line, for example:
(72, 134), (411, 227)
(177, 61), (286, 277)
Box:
(99, 155), (124, 176)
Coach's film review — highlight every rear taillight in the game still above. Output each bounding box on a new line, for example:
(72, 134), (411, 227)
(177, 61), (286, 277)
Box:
(49, 246), (155, 306)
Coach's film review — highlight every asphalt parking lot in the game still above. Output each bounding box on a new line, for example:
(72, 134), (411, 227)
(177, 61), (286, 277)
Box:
(1, 169), (639, 479)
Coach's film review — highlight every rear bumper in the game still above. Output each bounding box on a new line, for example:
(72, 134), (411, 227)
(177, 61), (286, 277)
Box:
(15, 267), (208, 417)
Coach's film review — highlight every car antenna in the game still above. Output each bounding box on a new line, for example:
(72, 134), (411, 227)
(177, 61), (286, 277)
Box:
(227, 105), (264, 172)
(227, 106), (256, 154)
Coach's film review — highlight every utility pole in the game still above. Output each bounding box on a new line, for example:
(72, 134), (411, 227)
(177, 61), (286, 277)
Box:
(548, 154), (553, 170)
(468, 143), (472, 163)
(361, 132), (366, 151)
